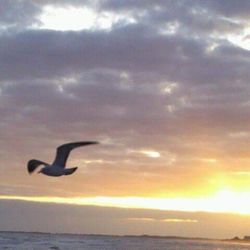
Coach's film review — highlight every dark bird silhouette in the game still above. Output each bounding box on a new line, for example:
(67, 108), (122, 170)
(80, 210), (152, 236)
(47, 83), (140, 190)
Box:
(27, 141), (99, 176)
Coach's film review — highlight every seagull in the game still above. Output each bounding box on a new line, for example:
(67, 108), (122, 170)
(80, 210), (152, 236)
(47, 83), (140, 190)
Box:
(27, 141), (99, 177)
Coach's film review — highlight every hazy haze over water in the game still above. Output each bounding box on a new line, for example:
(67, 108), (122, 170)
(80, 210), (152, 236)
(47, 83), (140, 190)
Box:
(1, 232), (250, 250)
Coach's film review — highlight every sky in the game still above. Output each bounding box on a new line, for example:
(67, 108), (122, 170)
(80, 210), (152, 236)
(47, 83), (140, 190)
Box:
(0, 0), (250, 238)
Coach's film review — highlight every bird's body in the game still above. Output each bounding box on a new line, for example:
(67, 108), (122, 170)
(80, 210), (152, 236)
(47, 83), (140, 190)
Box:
(39, 165), (78, 176)
(27, 141), (99, 177)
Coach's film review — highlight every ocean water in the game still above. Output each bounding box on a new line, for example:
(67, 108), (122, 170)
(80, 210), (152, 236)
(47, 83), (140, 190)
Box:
(1, 232), (250, 250)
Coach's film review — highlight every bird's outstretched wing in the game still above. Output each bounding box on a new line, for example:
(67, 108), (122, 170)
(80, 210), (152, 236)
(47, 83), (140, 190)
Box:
(52, 141), (99, 168)
(27, 159), (48, 174)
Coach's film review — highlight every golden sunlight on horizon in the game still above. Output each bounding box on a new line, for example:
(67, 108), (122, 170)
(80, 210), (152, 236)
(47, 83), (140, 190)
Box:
(1, 188), (250, 215)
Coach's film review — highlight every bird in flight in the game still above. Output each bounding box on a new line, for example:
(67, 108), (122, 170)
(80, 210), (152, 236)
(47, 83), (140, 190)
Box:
(27, 141), (99, 177)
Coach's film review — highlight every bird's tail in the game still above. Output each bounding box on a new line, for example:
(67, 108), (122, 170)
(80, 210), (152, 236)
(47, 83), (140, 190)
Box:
(64, 167), (78, 175)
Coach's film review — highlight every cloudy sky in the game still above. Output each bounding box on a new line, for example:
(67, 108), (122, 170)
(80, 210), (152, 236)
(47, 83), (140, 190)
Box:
(0, 0), (250, 238)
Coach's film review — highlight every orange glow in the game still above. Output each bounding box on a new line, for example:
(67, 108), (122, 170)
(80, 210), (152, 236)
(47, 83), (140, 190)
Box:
(1, 188), (250, 215)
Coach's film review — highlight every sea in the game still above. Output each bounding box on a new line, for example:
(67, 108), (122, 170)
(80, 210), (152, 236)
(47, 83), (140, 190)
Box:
(1, 232), (250, 250)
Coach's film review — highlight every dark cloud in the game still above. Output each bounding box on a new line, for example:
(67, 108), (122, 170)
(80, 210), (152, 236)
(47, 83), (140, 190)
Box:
(0, 0), (41, 30)
(100, 0), (250, 20)
(204, 0), (250, 19)
(99, 0), (247, 36)
(1, 27), (249, 86)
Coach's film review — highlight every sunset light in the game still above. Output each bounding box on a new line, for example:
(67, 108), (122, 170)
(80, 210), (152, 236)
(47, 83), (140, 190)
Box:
(1, 0), (250, 244)
(1, 188), (250, 215)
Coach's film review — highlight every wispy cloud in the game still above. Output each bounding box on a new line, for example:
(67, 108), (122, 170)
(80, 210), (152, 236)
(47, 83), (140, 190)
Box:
(126, 217), (198, 223)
